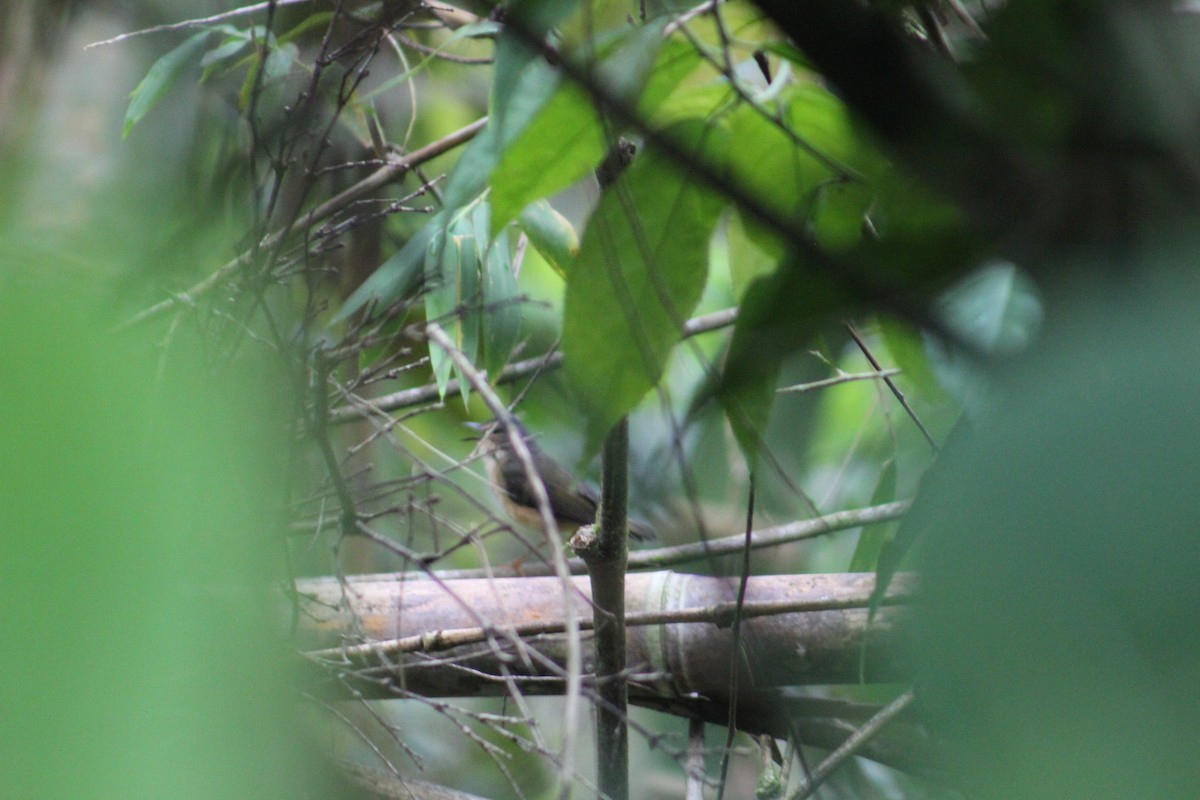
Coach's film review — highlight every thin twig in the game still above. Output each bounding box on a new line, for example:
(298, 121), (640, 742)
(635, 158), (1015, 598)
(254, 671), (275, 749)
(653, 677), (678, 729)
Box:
(716, 478), (755, 800)
(395, 500), (910, 580)
(786, 689), (917, 800)
(85, 0), (318, 48)
(328, 306), (738, 422)
(845, 323), (938, 452)
(423, 323), (583, 799)
(116, 117), (487, 331)
(777, 368), (901, 394)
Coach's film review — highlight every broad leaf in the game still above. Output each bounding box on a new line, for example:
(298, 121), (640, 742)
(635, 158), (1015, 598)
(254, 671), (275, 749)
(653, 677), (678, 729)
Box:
(489, 83), (605, 235)
(564, 120), (729, 454)
(717, 249), (851, 467)
(489, 20), (669, 235)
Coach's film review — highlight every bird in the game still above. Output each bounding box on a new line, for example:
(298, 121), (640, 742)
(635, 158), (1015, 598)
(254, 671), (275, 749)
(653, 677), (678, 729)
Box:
(470, 417), (654, 541)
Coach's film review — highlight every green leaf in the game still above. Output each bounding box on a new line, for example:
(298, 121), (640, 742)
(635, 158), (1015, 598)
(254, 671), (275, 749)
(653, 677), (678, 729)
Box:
(335, 222), (435, 321)
(488, 20), (667, 235)
(727, 84), (867, 221)
(938, 262), (1042, 355)
(564, 120), (729, 454)
(593, 17), (669, 103)
(482, 228), (520, 379)
(425, 217), (467, 398)
(637, 37), (705, 119)
(849, 459), (898, 573)
(440, 32), (562, 214)
(264, 41), (298, 82)
(516, 200), (580, 277)
(726, 209), (785, 299)
(925, 263), (1042, 414)
(489, 83), (605, 235)
(277, 12), (335, 45)
(878, 317), (946, 406)
(716, 250), (850, 468)
(200, 35), (251, 71)
(123, 30), (212, 139)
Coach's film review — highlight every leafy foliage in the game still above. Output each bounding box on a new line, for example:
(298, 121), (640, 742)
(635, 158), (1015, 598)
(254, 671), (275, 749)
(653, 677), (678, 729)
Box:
(16, 0), (1200, 797)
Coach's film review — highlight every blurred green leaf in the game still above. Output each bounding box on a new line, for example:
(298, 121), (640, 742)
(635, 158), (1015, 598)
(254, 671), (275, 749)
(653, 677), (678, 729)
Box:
(123, 30), (212, 139)
(277, 11), (335, 45)
(637, 36), (704, 118)
(335, 222), (434, 322)
(564, 120), (728, 454)
(850, 459), (897, 573)
(878, 316), (947, 406)
(926, 263), (1043, 413)
(0, 285), (308, 798)
(593, 17), (669, 101)
(264, 41), (298, 81)
(200, 34), (251, 71)
(939, 262), (1042, 354)
(517, 199), (580, 276)
(726, 208), (784, 299)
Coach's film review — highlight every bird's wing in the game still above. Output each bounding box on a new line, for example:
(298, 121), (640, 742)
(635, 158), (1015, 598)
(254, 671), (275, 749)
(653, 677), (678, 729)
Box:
(497, 454), (598, 525)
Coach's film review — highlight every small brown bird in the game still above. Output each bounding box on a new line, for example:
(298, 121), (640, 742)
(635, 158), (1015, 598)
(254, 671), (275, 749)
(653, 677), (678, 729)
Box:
(471, 418), (653, 541)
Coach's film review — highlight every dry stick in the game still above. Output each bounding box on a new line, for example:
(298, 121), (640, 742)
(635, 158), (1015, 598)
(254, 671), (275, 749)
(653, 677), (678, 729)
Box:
(423, 322), (583, 800)
(632, 499), (909, 570)
(117, 117), (488, 331)
(329, 306), (738, 423)
(382, 500), (910, 580)
(786, 689), (916, 800)
(86, 0), (318, 48)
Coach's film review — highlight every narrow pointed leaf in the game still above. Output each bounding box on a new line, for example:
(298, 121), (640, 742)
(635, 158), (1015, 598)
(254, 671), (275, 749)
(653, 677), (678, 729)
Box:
(124, 30), (212, 139)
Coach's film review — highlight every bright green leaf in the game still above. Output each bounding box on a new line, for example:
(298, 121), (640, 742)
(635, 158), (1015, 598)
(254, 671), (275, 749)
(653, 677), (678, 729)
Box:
(726, 209), (784, 299)
(564, 120), (729, 454)
(489, 20), (667, 235)
(637, 37), (705, 118)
